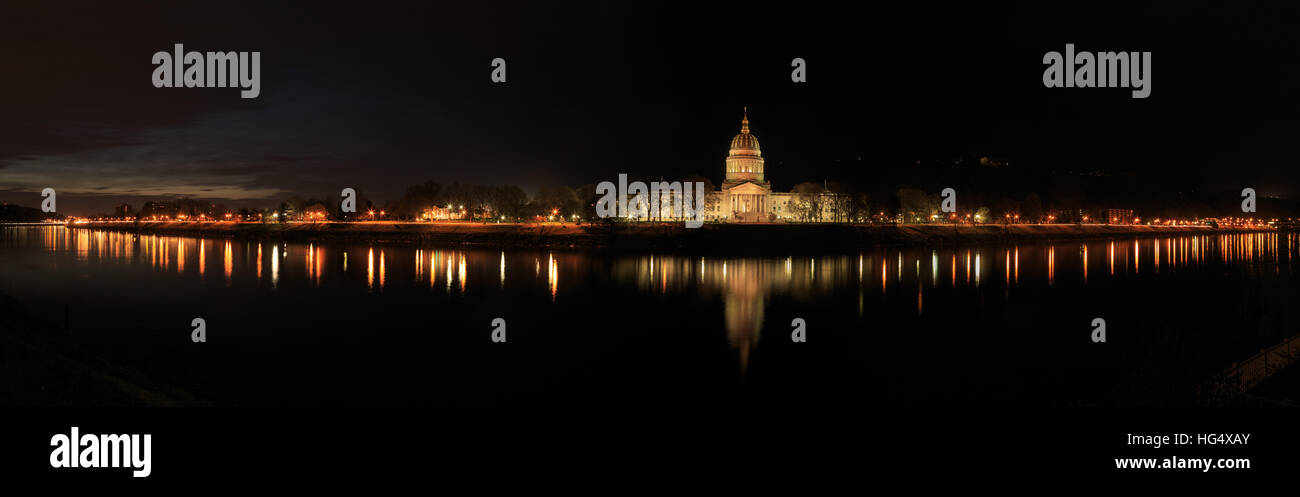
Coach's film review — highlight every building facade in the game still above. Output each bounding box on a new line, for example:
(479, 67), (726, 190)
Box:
(702, 108), (835, 223)
(1106, 208), (1135, 224)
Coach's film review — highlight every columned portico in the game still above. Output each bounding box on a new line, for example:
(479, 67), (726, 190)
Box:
(724, 179), (771, 222)
(730, 194), (766, 213)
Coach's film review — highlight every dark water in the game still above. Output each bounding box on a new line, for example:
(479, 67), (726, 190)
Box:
(2, 226), (1298, 406)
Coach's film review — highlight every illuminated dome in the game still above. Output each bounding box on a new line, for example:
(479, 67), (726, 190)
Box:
(729, 113), (761, 156)
(725, 107), (765, 182)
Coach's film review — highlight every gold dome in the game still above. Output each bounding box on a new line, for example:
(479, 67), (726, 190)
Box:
(724, 107), (765, 183)
(728, 107), (761, 157)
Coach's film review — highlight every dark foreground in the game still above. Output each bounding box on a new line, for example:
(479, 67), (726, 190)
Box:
(0, 293), (202, 406)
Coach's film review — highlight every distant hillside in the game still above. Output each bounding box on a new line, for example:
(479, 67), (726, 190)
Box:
(0, 204), (60, 222)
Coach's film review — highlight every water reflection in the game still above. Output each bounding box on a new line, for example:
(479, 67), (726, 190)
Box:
(606, 232), (1292, 370)
(1082, 244), (1088, 282)
(1047, 245), (1054, 286)
(367, 248), (375, 289)
(546, 253), (557, 300)
(225, 240), (234, 285)
(271, 244), (280, 289)
(7, 227), (1296, 374)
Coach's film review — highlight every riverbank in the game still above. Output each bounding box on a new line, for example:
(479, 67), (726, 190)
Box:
(0, 293), (205, 406)
(68, 221), (1271, 254)
(1245, 361), (1300, 406)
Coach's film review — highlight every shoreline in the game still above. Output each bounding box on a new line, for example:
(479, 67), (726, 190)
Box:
(57, 221), (1275, 254)
(0, 292), (206, 406)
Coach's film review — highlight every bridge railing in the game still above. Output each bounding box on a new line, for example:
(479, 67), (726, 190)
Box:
(1199, 333), (1300, 405)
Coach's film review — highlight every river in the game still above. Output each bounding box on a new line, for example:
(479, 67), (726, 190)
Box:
(2, 226), (1296, 406)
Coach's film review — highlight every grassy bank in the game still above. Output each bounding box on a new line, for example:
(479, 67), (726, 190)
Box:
(0, 293), (205, 406)
(72, 221), (1270, 254)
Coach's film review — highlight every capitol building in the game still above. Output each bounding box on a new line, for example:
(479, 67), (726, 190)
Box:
(701, 108), (834, 223)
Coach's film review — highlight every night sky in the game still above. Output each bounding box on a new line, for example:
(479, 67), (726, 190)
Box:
(3, 1), (1299, 215)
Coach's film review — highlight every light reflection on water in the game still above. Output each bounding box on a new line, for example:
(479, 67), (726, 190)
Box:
(4, 226), (1297, 373)
(15, 229), (1295, 291)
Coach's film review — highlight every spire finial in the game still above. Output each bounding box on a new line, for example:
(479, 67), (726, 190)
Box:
(741, 106), (750, 133)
